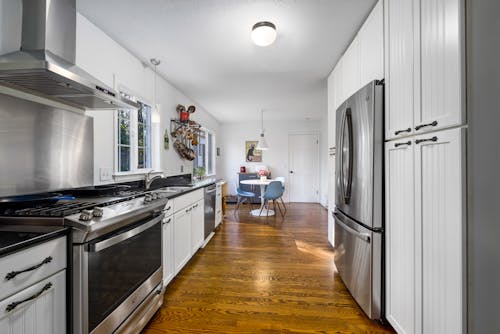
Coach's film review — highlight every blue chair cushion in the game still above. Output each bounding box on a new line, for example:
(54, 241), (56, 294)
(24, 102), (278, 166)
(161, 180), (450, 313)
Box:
(237, 187), (255, 197)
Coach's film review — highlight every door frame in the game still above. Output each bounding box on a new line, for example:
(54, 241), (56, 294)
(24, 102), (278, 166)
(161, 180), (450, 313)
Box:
(287, 131), (320, 203)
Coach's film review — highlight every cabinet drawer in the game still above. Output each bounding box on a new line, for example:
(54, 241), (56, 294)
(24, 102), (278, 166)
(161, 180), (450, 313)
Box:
(0, 236), (67, 301)
(174, 189), (203, 212)
(0, 270), (66, 334)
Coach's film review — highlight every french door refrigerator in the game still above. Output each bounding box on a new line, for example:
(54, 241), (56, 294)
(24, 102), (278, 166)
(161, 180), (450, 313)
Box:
(333, 80), (384, 320)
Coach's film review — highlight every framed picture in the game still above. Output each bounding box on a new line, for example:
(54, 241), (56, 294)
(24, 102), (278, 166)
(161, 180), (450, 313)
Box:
(245, 141), (262, 162)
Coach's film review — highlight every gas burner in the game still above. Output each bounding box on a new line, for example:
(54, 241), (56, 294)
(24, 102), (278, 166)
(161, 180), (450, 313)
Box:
(1, 201), (99, 217)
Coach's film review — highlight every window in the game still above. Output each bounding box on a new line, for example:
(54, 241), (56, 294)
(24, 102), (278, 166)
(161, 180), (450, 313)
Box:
(117, 99), (152, 173)
(193, 128), (215, 176)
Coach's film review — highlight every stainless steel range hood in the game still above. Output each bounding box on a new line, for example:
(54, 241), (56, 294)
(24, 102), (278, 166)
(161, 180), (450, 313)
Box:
(0, 0), (138, 110)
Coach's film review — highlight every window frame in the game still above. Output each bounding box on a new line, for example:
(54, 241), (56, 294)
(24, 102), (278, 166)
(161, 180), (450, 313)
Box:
(193, 127), (216, 177)
(114, 93), (154, 176)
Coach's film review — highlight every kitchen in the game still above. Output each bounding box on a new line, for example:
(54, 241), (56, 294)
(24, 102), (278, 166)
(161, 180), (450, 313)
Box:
(0, 0), (499, 333)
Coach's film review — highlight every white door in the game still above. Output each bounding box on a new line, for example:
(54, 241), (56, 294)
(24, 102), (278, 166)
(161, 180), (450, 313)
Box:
(385, 0), (417, 140)
(162, 215), (174, 286)
(288, 133), (319, 203)
(415, 128), (464, 334)
(417, 0), (463, 133)
(191, 199), (204, 255)
(385, 139), (416, 334)
(173, 208), (192, 275)
(0, 271), (66, 334)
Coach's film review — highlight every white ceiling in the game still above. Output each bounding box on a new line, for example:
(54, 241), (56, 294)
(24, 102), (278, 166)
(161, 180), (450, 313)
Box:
(77, 0), (376, 122)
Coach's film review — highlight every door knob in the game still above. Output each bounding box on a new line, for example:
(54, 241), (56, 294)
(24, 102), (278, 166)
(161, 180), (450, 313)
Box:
(290, 170), (294, 174)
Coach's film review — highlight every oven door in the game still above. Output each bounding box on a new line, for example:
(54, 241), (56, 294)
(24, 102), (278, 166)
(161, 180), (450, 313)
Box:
(74, 213), (163, 334)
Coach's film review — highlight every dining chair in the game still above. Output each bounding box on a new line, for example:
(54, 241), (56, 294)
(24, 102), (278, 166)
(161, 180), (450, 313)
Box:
(259, 181), (285, 217)
(274, 176), (287, 214)
(235, 184), (255, 213)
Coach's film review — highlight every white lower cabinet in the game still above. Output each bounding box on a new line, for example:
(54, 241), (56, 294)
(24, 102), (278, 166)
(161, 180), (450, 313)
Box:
(191, 199), (204, 255)
(0, 270), (66, 334)
(386, 127), (465, 334)
(162, 214), (174, 286)
(385, 140), (415, 334)
(415, 128), (464, 334)
(215, 182), (222, 228)
(173, 208), (192, 275)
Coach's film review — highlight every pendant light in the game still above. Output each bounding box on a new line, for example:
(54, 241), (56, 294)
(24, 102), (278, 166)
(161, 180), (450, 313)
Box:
(256, 109), (269, 150)
(251, 21), (277, 47)
(150, 58), (161, 124)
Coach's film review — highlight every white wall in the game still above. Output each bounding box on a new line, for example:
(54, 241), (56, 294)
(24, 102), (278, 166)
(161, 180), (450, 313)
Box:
(219, 119), (326, 203)
(76, 14), (220, 184)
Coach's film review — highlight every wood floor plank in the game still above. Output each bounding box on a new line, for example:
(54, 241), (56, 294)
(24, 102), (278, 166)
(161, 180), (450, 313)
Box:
(142, 203), (394, 334)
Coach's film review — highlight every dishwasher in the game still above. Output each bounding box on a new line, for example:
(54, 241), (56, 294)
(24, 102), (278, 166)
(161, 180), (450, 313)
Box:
(204, 184), (216, 240)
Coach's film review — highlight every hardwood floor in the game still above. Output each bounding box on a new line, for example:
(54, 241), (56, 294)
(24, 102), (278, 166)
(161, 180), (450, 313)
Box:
(143, 203), (394, 333)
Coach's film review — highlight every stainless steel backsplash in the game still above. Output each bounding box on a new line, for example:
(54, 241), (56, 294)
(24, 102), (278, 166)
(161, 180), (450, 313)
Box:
(0, 93), (93, 197)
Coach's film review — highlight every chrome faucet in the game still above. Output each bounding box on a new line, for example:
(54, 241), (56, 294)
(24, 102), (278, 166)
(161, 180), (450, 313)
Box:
(145, 171), (163, 190)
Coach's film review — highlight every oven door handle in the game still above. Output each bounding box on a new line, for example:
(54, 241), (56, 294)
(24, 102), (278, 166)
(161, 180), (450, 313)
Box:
(88, 213), (164, 253)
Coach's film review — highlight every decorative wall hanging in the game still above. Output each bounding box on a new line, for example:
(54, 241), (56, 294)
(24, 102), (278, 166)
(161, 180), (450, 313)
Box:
(171, 104), (201, 160)
(245, 140), (262, 162)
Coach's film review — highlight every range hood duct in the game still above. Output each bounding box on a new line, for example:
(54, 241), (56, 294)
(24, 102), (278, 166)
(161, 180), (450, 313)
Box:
(0, 0), (138, 110)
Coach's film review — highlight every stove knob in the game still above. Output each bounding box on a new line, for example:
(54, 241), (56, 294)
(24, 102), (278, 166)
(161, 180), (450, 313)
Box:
(93, 207), (104, 217)
(79, 209), (93, 221)
(151, 192), (158, 200)
(144, 194), (152, 203)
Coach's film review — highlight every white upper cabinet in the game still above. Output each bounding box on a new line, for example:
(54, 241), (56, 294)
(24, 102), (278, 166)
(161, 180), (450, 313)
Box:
(359, 0), (384, 85)
(386, 0), (463, 140)
(385, 0), (416, 140)
(342, 38), (361, 100)
(417, 0), (463, 133)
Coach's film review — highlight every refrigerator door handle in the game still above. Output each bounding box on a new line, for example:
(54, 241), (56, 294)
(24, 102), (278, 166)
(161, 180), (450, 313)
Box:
(339, 110), (346, 203)
(333, 211), (370, 242)
(344, 109), (354, 204)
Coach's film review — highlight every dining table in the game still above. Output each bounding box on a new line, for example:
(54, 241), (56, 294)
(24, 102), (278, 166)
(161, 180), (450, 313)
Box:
(240, 178), (275, 216)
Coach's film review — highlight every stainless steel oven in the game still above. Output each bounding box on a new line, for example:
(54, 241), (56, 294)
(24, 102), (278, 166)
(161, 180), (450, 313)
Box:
(69, 195), (168, 334)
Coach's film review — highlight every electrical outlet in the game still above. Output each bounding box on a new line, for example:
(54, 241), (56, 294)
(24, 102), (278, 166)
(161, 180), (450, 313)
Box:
(100, 167), (113, 181)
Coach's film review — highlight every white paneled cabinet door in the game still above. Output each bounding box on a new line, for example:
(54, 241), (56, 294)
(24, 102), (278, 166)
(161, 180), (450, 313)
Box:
(385, 0), (416, 140)
(414, 128), (464, 334)
(358, 0), (384, 86)
(173, 208), (192, 275)
(191, 199), (204, 254)
(333, 58), (344, 110)
(0, 270), (66, 334)
(417, 0), (463, 133)
(162, 215), (174, 286)
(385, 140), (415, 334)
(342, 38), (360, 100)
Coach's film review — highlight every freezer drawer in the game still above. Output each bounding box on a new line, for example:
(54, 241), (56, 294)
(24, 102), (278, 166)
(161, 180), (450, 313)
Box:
(333, 210), (382, 319)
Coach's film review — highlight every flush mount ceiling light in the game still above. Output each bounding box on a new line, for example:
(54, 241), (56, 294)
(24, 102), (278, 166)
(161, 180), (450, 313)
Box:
(251, 21), (277, 47)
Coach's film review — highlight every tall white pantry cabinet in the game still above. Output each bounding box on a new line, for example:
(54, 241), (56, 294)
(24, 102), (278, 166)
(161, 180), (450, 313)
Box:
(384, 0), (466, 333)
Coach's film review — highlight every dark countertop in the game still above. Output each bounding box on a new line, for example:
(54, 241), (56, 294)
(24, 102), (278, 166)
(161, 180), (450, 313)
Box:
(152, 178), (224, 200)
(0, 225), (69, 257)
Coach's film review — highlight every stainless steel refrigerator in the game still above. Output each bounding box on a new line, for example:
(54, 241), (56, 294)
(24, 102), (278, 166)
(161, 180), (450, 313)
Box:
(333, 80), (384, 320)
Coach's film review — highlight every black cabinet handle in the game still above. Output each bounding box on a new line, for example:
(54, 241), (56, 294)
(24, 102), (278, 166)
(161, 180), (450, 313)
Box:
(415, 136), (438, 144)
(166, 206), (171, 211)
(163, 218), (171, 225)
(5, 256), (53, 280)
(185, 208), (192, 213)
(394, 141), (412, 148)
(6, 282), (53, 312)
(394, 128), (411, 135)
(193, 204), (199, 208)
(290, 171), (294, 174)
(415, 120), (438, 131)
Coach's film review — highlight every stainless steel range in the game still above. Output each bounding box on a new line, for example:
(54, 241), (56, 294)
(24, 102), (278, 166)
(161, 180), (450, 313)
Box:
(0, 186), (169, 334)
